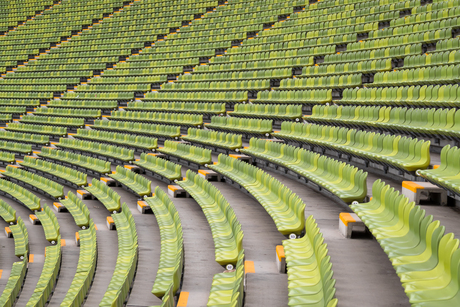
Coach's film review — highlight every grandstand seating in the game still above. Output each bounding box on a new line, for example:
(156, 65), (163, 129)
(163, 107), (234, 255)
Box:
(207, 250), (245, 307)
(61, 221), (97, 306)
(61, 191), (91, 228)
(20, 156), (87, 188)
(5, 122), (67, 138)
(10, 217), (29, 259)
(283, 216), (338, 306)
(91, 120), (181, 139)
(0, 257), (28, 306)
(0, 199), (16, 224)
(134, 153), (182, 183)
(209, 154), (306, 236)
(38, 146), (111, 177)
(85, 178), (121, 213)
(99, 203), (138, 306)
(307, 105), (460, 140)
(417, 145), (460, 198)
(35, 205), (60, 244)
(0, 178), (41, 211)
(110, 165), (152, 197)
(26, 242), (61, 306)
(0, 150), (15, 165)
(2, 165), (64, 200)
(178, 170), (244, 267)
(0, 130), (50, 146)
(74, 128), (158, 151)
(205, 116), (273, 136)
(274, 122), (431, 173)
(351, 180), (460, 306)
(146, 186), (184, 298)
(56, 137), (134, 163)
(157, 140), (212, 167)
(3, 0), (460, 305)
(241, 138), (368, 203)
(182, 128), (242, 152)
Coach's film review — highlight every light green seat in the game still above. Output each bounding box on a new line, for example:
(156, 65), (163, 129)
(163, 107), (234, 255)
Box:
(134, 153), (182, 182)
(157, 140), (212, 165)
(146, 187), (183, 298)
(85, 178), (121, 213)
(35, 205), (60, 244)
(177, 170), (243, 267)
(209, 154), (306, 236)
(109, 166), (152, 197)
(61, 191), (91, 228)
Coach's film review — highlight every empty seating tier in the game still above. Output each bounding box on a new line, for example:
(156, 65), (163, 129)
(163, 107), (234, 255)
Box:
(60, 221), (97, 306)
(157, 140), (212, 168)
(283, 216), (338, 307)
(351, 180), (460, 306)
(181, 128), (242, 153)
(26, 242), (61, 306)
(99, 204), (138, 307)
(10, 217), (29, 259)
(60, 191), (91, 229)
(146, 186), (184, 298)
(35, 205), (60, 244)
(20, 156), (87, 188)
(91, 120), (181, 140)
(274, 122), (431, 174)
(38, 147), (111, 177)
(134, 153), (182, 183)
(85, 178), (121, 213)
(0, 178), (41, 211)
(241, 138), (368, 203)
(74, 129), (158, 151)
(177, 170), (244, 267)
(2, 165), (64, 200)
(110, 165), (152, 198)
(209, 154), (306, 236)
(417, 145), (460, 199)
(56, 137), (134, 164)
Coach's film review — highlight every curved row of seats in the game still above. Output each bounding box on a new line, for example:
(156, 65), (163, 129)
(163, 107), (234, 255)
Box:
(35, 205), (60, 244)
(85, 178), (122, 213)
(283, 216), (338, 307)
(177, 170), (244, 267)
(207, 250), (245, 307)
(307, 104), (460, 139)
(60, 221), (97, 306)
(157, 140), (212, 167)
(0, 257), (28, 307)
(109, 166), (152, 198)
(26, 237), (61, 306)
(209, 154), (306, 236)
(351, 180), (460, 306)
(91, 120), (181, 139)
(38, 147), (111, 177)
(0, 199), (16, 224)
(56, 138), (134, 163)
(20, 156), (87, 188)
(134, 153), (182, 183)
(417, 145), (460, 198)
(61, 191), (91, 229)
(182, 128), (242, 152)
(241, 138), (368, 203)
(109, 111), (203, 127)
(74, 129), (158, 151)
(99, 204), (138, 307)
(2, 165), (64, 200)
(275, 122), (431, 172)
(146, 186), (184, 298)
(0, 178), (41, 211)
